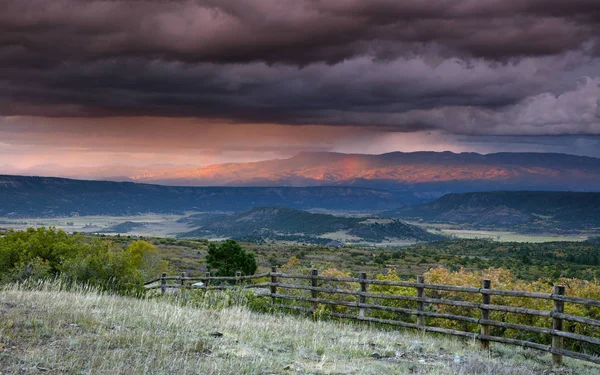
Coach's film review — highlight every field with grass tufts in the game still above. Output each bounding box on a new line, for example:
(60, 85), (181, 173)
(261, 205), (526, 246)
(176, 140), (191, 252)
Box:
(1, 283), (600, 374)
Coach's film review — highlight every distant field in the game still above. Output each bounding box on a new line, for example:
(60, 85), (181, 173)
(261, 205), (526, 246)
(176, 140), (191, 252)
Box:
(436, 229), (588, 243)
(0, 214), (191, 237)
(408, 222), (589, 243)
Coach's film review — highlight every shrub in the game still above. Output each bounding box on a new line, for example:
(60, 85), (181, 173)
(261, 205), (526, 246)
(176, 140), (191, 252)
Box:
(423, 267), (600, 353)
(369, 269), (418, 323)
(0, 228), (165, 294)
(317, 268), (358, 315)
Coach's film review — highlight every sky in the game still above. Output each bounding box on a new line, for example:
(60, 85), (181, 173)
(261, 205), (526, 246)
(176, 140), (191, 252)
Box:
(1, 0), (600, 171)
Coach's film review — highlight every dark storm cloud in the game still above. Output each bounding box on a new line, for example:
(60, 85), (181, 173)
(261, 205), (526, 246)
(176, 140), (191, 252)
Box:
(0, 57), (548, 120)
(1, 0), (599, 65)
(1, 0), (599, 135)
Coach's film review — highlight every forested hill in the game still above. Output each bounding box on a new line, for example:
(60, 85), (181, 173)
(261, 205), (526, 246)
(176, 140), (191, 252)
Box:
(386, 191), (600, 231)
(179, 206), (443, 243)
(0, 175), (403, 217)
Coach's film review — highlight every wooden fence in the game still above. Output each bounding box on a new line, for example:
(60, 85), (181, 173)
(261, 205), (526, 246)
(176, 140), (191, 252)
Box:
(145, 268), (600, 367)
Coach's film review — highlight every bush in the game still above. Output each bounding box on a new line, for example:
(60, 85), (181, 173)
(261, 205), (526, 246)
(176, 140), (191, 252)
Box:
(369, 269), (418, 323)
(423, 267), (600, 353)
(0, 228), (166, 294)
(317, 268), (358, 315)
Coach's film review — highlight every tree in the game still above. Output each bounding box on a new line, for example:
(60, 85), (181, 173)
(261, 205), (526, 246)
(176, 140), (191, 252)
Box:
(206, 240), (257, 277)
(126, 240), (169, 279)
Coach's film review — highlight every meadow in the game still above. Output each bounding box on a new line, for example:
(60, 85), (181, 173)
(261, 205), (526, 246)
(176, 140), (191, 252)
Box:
(2, 282), (600, 375)
(430, 229), (588, 243)
(410, 222), (589, 243)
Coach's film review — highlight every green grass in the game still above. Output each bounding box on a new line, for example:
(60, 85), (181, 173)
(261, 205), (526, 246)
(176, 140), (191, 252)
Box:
(1, 283), (600, 374)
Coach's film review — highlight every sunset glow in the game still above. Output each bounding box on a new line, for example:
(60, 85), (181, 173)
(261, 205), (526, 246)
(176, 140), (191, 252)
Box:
(1, 0), (599, 179)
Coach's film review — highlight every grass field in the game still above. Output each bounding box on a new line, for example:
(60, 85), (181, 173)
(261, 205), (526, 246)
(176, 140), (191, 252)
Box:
(437, 229), (588, 243)
(1, 283), (599, 374)
(406, 222), (589, 243)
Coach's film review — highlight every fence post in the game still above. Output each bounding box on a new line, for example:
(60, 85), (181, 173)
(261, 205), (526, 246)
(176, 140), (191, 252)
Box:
(311, 269), (318, 321)
(180, 272), (186, 289)
(552, 285), (565, 366)
(417, 275), (425, 327)
(160, 272), (167, 295)
(270, 266), (278, 305)
(359, 272), (367, 322)
(236, 271), (241, 286)
(205, 272), (210, 289)
(479, 279), (491, 350)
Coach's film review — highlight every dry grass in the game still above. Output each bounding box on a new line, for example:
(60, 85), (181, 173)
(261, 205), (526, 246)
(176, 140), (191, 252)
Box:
(1, 283), (599, 375)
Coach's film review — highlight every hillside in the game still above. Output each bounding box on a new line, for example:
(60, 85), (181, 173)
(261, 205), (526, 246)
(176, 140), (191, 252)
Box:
(178, 206), (443, 243)
(4, 286), (589, 375)
(116, 151), (600, 202)
(100, 221), (148, 233)
(0, 175), (402, 217)
(386, 191), (600, 232)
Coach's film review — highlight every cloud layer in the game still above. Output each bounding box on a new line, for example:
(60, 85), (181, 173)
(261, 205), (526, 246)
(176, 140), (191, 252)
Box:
(1, 0), (599, 138)
(3, 0), (600, 64)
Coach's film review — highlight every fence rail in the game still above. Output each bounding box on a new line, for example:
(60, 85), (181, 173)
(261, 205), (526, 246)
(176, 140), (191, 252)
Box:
(147, 269), (600, 367)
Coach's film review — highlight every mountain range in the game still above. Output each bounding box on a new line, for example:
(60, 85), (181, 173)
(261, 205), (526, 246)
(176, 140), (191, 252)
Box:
(5, 152), (599, 203)
(0, 175), (401, 217)
(386, 191), (600, 233)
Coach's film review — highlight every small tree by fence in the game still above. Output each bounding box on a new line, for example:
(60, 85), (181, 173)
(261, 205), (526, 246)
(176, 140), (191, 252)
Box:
(145, 269), (600, 367)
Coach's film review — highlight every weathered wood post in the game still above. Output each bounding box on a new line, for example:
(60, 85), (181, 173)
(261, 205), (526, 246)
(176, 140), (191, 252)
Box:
(417, 275), (425, 327)
(552, 285), (566, 366)
(270, 266), (278, 305)
(359, 272), (368, 322)
(311, 269), (319, 321)
(205, 272), (211, 289)
(479, 279), (491, 350)
(236, 271), (241, 286)
(180, 272), (186, 288)
(160, 272), (167, 295)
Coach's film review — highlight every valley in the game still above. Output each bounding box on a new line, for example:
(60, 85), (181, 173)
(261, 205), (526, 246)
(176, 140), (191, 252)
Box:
(2, 211), (589, 246)
(1, 176), (599, 246)
(0, 208), (441, 245)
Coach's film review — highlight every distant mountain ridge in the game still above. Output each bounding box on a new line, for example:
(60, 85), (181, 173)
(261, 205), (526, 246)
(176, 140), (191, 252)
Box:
(128, 151), (600, 188)
(386, 191), (600, 232)
(0, 175), (402, 217)
(4, 152), (599, 203)
(110, 151), (600, 203)
(178, 206), (443, 244)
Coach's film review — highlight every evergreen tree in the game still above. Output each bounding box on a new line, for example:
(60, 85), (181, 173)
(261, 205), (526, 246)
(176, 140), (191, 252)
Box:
(206, 240), (257, 277)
